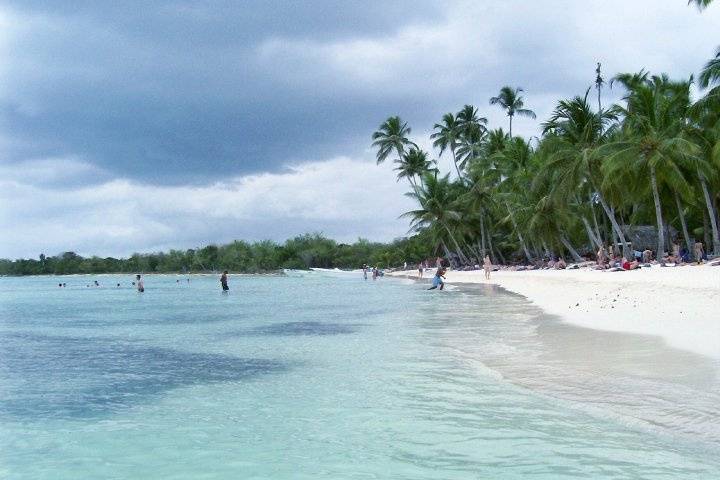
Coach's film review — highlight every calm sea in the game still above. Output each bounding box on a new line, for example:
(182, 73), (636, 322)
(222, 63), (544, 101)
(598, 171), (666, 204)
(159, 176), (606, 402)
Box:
(1, 271), (718, 479)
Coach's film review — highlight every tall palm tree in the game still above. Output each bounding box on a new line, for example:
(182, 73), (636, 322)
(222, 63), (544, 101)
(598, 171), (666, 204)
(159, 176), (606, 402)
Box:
(489, 86), (536, 137)
(605, 73), (698, 256)
(431, 113), (463, 179)
(371, 116), (414, 165)
(394, 147), (436, 188)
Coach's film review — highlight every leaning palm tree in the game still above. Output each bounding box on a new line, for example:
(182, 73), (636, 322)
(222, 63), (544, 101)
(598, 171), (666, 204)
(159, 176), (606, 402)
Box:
(371, 116), (414, 165)
(489, 86), (536, 137)
(402, 173), (470, 264)
(430, 113), (463, 179)
(394, 147), (436, 188)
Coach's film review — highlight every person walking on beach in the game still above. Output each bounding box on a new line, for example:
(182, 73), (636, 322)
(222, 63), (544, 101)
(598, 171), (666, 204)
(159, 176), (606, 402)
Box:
(136, 274), (144, 293)
(483, 255), (492, 280)
(362, 264), (368, 280)
(428, 268), (445, 290)
(220, 270), (229, 291)
(418, 262), (424, 279)
(694, 241), (705, 264)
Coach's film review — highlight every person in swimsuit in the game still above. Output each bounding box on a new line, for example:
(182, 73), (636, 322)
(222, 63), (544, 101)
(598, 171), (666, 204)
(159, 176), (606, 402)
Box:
(418, 262), (424, 278)
(428, 268), (445, 290)
(483, 255), (492, 279)
(136, 274), (144, 293)
(220, 271), (229, 291)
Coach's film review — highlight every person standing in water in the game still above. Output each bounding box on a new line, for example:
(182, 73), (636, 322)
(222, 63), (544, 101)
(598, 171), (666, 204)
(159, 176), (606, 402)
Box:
(220, 270), (229, 291)
(362, 264), (368, 280)
(483, 255), (492, 280)
(428, 268), (445, 290)
(418, 262), (424, 279)
(136, 274), (144, 293)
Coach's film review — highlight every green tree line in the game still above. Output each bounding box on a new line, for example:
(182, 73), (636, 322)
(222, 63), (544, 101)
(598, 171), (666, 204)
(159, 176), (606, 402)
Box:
(372, 36), (720, 264)
(0, 233), (435, 276)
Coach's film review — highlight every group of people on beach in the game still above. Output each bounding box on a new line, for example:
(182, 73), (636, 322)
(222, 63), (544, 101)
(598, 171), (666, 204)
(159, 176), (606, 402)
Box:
(594, 240), (708, 271)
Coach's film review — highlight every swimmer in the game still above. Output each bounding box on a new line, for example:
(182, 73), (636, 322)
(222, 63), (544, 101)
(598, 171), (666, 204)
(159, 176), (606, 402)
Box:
(136, 274), (144, 293)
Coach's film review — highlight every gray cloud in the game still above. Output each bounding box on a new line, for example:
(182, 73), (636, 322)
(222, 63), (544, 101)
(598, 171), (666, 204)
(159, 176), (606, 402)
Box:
(1, 1), (719, 257)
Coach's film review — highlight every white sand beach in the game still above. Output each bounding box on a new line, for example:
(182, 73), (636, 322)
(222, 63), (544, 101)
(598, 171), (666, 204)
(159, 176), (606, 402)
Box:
(390, 265), (720, 359)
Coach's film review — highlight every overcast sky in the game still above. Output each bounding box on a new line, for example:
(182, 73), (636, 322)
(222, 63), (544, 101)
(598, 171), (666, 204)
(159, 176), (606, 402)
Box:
(1, 1), (718, 259)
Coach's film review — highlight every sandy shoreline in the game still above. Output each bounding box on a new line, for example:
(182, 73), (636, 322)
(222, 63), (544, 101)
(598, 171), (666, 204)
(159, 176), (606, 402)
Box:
(389, 265), (720, 359)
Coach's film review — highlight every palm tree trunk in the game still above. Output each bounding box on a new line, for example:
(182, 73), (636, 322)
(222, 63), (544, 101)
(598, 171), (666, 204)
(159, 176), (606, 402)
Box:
(581, 216), (602, 249)
(508, 114), (513, 137)
(487, 226), (501, 265)
(443, 225), (469, 265)
(593, 185), (629, 257)
(479, 213), (487, 258)
(698, 171), (720, 254)
(505, 201), (532, 262)
(560, 235), (583, 262)
(650, 166), (665, 256)
(450, 147), (462, 181)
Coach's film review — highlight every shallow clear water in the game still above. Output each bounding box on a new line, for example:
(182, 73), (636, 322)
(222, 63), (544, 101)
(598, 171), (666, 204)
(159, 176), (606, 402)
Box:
(1, 271), (719, 479)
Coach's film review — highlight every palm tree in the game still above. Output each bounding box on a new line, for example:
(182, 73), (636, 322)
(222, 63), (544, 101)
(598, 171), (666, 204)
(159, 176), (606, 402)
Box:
(371, 116), (414, 165)
(604, 73), (698, 256)
(431, 113), (463, 179)
(490, 86), (536, 137)
(689, 0), (714, 9)
(455, 104), (488, 133)
(688, 97), (720, 254)
(699, 47), (720, 89)
(394, 147), (436, 188)
(455, 122), (487, 174)
(402, 173), (470, 264)
(540, 91), (629, 254)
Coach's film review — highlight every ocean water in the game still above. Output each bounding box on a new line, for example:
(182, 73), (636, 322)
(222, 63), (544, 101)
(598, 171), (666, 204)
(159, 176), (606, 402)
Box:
(1, 271), (719, 479)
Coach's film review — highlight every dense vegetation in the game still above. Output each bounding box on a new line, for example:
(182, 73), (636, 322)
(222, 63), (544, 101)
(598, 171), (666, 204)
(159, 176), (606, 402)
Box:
(0, 233), (435, 276)
(373, 35), (720, 264)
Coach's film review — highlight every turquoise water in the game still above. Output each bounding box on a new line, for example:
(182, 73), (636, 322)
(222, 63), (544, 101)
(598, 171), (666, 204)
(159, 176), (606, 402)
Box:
(1, 271), (719, 479)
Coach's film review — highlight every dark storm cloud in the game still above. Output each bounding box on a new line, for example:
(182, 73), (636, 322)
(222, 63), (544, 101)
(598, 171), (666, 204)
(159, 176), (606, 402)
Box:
(0, 1), (443, 183)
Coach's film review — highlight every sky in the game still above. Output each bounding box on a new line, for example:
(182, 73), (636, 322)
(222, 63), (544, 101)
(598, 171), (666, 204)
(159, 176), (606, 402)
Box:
(1, 0), (719, 259)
